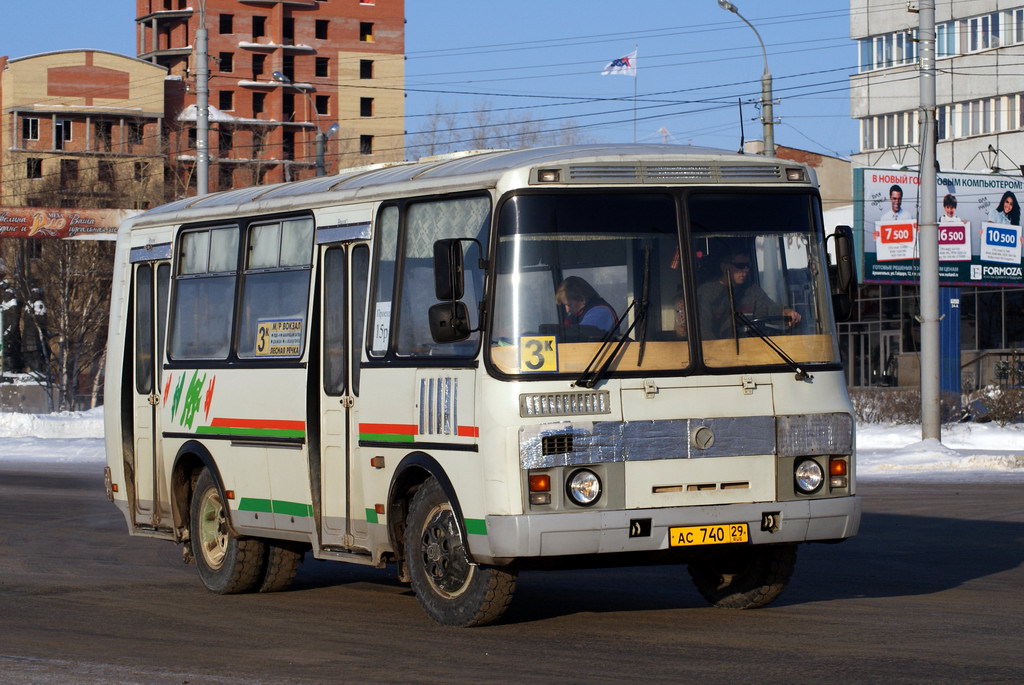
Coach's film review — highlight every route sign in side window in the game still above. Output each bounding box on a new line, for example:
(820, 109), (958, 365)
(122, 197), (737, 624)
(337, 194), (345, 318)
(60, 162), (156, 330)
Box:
(369, 205), (399, 357)
(237, 217), (314, 359)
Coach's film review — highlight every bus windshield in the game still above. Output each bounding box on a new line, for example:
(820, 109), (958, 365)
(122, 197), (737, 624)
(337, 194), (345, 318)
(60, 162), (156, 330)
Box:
(489, 191), (838, 377)
(689, 191), (838, 369)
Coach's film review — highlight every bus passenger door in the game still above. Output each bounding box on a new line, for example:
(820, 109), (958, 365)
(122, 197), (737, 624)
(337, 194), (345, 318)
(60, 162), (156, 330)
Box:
(130, 261), (171, 528)
(319, 244), (370, 548)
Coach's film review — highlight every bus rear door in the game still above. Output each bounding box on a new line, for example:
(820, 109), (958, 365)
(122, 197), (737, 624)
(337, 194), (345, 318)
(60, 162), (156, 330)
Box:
(130, 259), (171, 529)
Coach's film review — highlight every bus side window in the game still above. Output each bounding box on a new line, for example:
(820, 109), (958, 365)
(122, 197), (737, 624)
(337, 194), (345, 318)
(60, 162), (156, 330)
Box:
(351, 244), (369, 395)
(368, 205), (399, 357)
(169, 226), (238, 360)
(323, 247), (345, 396)
(135, 264), (153, 393)
(237, 217), (314, 359)
(395, 196), (489, 357)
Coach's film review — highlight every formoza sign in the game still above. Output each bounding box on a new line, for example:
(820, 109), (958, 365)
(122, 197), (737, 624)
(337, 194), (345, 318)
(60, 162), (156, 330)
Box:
(854, 168), (1024, 286)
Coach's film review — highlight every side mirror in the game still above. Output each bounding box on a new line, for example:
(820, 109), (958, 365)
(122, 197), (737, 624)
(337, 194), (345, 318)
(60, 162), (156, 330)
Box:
(433, 239), (464, 301)
(828, 225), (856, 322)
(428, 302), (471, 343)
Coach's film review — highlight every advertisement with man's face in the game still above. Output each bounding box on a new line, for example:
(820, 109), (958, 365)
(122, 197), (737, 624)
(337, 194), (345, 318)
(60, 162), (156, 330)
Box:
(856, 168), (1024, 285)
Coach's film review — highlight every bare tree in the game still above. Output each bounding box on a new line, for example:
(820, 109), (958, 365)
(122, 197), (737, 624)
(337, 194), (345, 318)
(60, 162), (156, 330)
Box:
(0, 239), (114, 411)
(409, 99), (590, 158)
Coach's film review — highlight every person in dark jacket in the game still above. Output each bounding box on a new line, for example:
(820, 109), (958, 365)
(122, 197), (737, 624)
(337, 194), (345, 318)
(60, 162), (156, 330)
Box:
(555, 276), (617, 334)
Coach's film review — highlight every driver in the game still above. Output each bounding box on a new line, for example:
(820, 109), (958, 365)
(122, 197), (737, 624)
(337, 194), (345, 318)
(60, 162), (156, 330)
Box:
(697, 250), (801, 339)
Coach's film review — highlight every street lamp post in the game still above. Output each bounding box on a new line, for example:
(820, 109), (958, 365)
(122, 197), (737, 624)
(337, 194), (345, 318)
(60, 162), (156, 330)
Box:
(272, 71), (339, 177)
(717, 0), (775, 157)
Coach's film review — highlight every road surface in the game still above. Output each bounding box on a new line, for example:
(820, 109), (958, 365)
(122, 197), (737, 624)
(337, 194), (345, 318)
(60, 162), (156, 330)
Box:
(1, 461), (1021, 683)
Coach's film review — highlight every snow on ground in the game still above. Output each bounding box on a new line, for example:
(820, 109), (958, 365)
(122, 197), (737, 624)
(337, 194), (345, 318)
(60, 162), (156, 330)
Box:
(1, 407), (1023, 481)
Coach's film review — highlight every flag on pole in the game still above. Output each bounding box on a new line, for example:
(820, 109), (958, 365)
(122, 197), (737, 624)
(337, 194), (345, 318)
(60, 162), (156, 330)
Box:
(601, 49), (637, 76)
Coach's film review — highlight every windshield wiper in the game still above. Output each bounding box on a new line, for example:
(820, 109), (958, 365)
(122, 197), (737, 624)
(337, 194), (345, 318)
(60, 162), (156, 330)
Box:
(574, 301), (636, 388)
(734, 311), (812, 381)
(575, 246), (652, 388)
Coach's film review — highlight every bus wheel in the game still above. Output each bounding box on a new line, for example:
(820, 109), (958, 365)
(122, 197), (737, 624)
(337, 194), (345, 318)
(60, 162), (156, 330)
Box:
(405, 479), (516, 627)
(190, 468), (267, 594)
(688, 543), (797, 609)
(258, 542), (305, 593)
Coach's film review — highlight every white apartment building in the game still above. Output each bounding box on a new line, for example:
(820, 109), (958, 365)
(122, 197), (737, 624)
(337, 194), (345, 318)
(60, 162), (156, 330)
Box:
(847, 1), (1024, 390)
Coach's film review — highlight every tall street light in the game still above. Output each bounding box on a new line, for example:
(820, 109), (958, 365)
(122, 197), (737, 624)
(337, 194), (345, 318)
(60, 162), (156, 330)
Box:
(717, 0), (775, 157)
(273, 71), (340, 177)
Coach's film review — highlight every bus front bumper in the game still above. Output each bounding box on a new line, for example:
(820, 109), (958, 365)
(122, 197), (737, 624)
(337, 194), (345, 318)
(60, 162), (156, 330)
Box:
(470, 495), (860, 564)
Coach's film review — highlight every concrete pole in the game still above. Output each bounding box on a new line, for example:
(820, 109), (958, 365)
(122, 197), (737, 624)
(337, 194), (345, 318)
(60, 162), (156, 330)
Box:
(315, 131), (326, 177)
(761, 69), (775, 157)
(717, 1), (775, 157)
(918, 0), (941, 440)
(195, 0), (210, 196)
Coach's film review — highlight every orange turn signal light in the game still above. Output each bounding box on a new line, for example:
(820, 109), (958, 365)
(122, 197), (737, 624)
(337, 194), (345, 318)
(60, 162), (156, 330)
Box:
(529, 474), (551, 492)
(829, 458), (848, 476)
(111, 483), (119, 493)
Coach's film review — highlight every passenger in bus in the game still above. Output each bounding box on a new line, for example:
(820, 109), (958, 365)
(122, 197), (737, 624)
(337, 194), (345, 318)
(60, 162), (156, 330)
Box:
(697, 251), (801, 339)
(673, 287), (688, 339)
(555, 276), (618, 334)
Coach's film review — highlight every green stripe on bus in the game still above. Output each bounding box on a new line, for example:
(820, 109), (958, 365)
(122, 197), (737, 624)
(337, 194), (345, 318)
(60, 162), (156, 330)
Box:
(365, 508), (379, 524)
(359, 432), (415, 443)
(238, 497), (273, 513)
(464, 518), (487, 535)
(238, 497), (313, 518)
(196, 426), (306, 439)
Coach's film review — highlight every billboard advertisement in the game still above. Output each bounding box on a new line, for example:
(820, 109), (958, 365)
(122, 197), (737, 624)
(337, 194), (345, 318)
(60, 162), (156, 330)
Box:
(0, 207), (141, 241)
(855, 168), (1024, 286)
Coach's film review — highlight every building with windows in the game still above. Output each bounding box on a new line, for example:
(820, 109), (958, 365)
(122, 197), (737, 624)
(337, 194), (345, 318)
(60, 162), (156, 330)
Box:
(135, 0), (405, 191)
(848, 1), (1024, 388)
(0, 50), (166, 210)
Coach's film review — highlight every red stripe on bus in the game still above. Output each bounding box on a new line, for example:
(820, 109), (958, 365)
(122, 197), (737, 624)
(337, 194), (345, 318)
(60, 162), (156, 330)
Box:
(457, 426), (480, 438)
(359, 423), (418, 435)
(210, 417), (306, 431)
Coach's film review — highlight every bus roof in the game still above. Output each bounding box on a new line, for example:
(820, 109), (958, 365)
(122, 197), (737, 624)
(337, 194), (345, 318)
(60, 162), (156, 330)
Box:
(128, 144), (812, 230)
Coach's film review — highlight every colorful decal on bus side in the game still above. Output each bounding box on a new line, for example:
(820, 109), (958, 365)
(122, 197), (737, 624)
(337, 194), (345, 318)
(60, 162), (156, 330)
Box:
(358, 423), (479, 442)
(196, 418), (306, 439)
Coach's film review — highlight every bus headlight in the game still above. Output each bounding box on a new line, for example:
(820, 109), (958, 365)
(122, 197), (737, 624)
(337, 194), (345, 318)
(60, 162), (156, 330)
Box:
(566, 469), (602, 506)
(794, 459), (824, 494)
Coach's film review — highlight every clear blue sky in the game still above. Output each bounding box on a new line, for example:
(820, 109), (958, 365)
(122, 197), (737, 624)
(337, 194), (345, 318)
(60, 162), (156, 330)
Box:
(2, 0), (858, 158)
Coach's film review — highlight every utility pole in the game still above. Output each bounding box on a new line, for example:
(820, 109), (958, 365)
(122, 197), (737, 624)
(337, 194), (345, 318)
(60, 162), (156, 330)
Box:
(918, 0), (941, 440)
(195, 0), (210, 196)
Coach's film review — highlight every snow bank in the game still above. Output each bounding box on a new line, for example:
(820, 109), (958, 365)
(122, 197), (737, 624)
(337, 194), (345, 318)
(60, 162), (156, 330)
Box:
(0, 407), (104, 439)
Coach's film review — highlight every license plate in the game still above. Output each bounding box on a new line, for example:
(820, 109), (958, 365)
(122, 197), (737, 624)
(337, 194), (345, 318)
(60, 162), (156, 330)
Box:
(669, 523), (749, 547)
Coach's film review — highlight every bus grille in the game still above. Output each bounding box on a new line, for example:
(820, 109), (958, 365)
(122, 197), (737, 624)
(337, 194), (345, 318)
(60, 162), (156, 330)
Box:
(541, 434), (574, 455)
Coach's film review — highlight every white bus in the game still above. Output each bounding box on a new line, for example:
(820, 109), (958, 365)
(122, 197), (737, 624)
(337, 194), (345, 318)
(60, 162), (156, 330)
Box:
(104, 144), (859, 627)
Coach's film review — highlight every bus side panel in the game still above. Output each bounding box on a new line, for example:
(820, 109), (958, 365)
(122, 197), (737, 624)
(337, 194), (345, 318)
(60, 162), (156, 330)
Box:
(355, 367), (481, 554)
(160, 367), (308, 536)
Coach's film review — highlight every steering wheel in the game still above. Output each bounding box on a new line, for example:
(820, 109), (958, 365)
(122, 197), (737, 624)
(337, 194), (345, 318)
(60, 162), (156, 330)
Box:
(744, 315), (792, 334)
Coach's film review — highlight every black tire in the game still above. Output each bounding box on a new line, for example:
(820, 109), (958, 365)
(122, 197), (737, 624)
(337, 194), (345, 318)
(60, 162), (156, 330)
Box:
(688, 543), (797, 609)
(258, 542), (305, 593)
(404, 479), (516, 627)
(190, 468), (267, 594)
